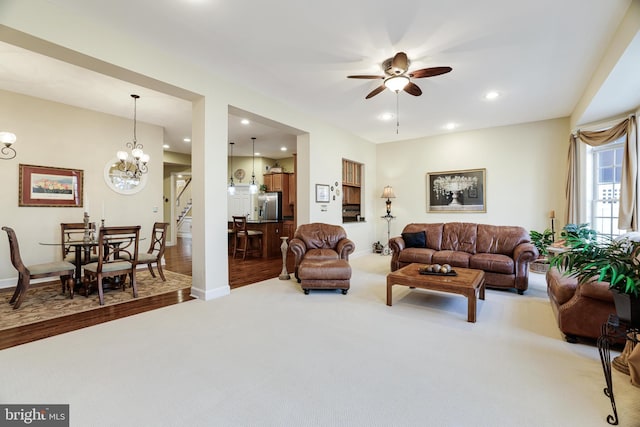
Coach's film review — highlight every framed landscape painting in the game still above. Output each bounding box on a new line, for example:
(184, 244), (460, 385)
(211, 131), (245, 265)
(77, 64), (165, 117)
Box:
(19, 164), (83, 207)
(427, 168), (486, 213)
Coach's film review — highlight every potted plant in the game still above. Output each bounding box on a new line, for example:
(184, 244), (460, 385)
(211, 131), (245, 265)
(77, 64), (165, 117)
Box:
(529, 229), (554, 273)
(530, 228), (554, 257)
(558, 223), (597, 248)
(550, 234), (640, 327)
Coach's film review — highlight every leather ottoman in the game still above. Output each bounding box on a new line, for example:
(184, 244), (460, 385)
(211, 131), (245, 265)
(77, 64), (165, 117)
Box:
(297, 259), (351, 295)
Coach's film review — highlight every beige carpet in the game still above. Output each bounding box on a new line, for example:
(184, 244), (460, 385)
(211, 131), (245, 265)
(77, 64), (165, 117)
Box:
(0, 270), (191, 331)
(0, 255), (639, 427)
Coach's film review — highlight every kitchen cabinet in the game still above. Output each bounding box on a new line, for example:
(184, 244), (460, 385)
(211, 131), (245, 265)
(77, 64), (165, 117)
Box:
(342, 159), (363, 223)
(264, 172), (295, 218)
(283, 220), (295, 241)
(343, 186), (361, 204)
(263, 174), (272, 191)
(288, 173), (296, 205)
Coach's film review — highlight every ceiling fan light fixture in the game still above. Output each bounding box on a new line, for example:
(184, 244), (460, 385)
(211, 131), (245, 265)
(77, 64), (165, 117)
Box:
(384, 75), (410, 92)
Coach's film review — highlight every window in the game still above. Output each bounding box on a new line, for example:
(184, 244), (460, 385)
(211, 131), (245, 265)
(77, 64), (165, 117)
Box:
(589, 140), (625, 238)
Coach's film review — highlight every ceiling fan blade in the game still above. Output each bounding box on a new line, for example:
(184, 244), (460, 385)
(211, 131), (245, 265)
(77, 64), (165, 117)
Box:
(403, 82), (422, 96)
(391, 52), (409, 74)
(347, 75), (384, 79)
(365, 85), (386, 99)
(409, 66), (453, 79)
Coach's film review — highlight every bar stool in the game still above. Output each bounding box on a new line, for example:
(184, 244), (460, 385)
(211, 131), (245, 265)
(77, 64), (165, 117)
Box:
(232, 216), (263, 260)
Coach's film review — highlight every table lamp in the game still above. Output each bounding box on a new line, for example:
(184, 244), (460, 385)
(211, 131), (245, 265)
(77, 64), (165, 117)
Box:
(381, 185), (396, 216)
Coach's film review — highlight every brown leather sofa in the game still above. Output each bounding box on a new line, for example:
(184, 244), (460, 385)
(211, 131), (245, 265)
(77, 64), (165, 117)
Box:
(389, 222), (538, 294)
(546, 266), (614, 342)
(289, 223), (355, 294)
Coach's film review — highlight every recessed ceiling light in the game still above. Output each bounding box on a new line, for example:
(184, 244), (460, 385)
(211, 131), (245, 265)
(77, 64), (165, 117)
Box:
(241, 119), (250, 125)
(378, 112), (394, 121)
(255, 152), (261, 156)
(485, 91), (500, 100)
(444, 122), (457, 130)
(183, 137), (191, 143)
(163, 144), (170, 149)
(280, 147), (287, 151)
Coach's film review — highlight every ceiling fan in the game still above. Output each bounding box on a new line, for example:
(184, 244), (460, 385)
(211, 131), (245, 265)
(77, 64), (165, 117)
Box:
(347, 52), (452, 99)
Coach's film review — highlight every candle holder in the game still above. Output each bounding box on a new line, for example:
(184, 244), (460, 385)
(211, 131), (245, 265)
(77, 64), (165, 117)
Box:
(83, 212), (91, 243)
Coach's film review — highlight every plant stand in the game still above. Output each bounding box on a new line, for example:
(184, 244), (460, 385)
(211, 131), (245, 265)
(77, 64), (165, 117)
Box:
(381, 214), (395, 256)
(598, 314), (640, 425)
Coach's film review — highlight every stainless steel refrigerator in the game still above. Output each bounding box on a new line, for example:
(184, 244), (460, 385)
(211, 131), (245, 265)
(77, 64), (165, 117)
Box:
(257, 191), (282, 221)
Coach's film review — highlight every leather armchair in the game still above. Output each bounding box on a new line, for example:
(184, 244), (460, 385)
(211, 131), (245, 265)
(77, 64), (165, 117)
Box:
(289, 223), (355, 281)
(546, 266), (614, 342)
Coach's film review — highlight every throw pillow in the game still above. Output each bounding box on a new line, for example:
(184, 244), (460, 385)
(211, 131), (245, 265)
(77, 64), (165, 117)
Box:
(402, 231), (426, 248)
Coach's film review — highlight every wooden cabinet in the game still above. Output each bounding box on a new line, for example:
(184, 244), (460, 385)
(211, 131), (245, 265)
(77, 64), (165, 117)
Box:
(342, 159), (362, 186)
(288, 173), (296, 205)
(264, 172), (288, 192)
(283, 220), (295, 241)
(231, 220), (287, 258)
(263, 172), (295, 218)
(343, 186), (361, 204)
(266, 222), (282, 256)
(263, 174), (273, 192)
(342, 159), (363, 222)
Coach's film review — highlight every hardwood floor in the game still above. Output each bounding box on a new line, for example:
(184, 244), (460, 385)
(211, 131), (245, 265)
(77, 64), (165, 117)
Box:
(166, 236), (295, 288)
(1, 236), (296, 349)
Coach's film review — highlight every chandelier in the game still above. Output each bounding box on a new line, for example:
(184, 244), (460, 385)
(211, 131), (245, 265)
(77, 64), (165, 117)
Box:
(0, 131), (17, 160)
(433, 175), (477, 206)
(116, 94), (149, 178)
(228, 142), (236, 195)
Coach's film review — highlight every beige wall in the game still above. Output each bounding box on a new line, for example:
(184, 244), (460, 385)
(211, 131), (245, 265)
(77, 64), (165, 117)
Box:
(0, 1), (378, 299)
(0, 90), (164, 287)
(376, 117), (570, 244)
(0, 1), (589, 296)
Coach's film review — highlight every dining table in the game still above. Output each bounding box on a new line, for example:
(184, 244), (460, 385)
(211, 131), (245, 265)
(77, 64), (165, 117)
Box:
(39, 236), (145, 290)
(40, 239), (98, 288)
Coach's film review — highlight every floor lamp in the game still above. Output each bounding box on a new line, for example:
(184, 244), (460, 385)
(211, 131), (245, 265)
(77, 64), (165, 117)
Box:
(380, 185), (396, 255)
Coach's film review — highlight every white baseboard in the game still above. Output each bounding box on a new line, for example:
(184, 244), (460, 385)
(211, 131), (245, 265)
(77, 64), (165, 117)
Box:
(190, 284), (230, 300)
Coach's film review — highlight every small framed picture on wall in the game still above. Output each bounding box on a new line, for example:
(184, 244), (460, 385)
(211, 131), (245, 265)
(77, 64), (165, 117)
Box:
(315, 184), (330, 203)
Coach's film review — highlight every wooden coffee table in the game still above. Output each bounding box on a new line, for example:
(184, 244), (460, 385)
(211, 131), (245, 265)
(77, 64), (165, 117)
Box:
(386, 263), (485, 322)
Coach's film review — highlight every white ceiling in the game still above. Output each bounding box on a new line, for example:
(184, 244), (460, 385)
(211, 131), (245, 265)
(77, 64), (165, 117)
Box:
(1, 0), (638, 159)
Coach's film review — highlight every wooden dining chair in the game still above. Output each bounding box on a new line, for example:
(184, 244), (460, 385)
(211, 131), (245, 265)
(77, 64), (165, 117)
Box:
(83, 225), (140, 305)
(2, 226), (75, 309)
(137, 222), (169, 281)
(60, 222), (99, 263)
(232, 216), (263, 260)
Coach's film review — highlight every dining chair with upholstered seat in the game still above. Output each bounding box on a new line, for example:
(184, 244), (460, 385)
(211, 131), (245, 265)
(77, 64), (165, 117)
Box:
(60, 222), (99, 264)
(137, 222), (169, 281)
(232, 216), (263, 260)
(83, 225), (140, 305)
(2, 226), (75, 309)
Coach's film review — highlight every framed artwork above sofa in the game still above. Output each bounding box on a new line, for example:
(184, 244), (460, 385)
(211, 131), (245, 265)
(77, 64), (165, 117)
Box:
(427, 168), (486, 213)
